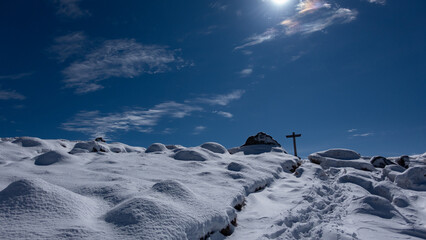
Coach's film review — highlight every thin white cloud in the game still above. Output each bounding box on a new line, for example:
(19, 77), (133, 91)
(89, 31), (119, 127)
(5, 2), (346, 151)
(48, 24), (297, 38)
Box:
(191, 90), (245, 106)
(193, 126), (206, 135)
(0, 72), (33, 80)
(239, 68), (253, 77)
(0, 88), (25, 100)
(55, 0), (89, 18)
(353, 133), (373, 137)
(63, 39), (184, 94)
(214, 111), (233, 118)
(347, 128), (357, 133)
(62, 102), (202, 138)
(50, 32), (87, 62)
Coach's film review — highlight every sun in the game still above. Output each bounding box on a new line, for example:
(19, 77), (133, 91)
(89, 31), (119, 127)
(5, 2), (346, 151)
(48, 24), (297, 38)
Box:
(271, 0), (289, 5)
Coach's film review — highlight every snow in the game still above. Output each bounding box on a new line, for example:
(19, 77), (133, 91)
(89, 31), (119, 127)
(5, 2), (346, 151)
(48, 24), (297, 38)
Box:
(0, 137), (425, 239)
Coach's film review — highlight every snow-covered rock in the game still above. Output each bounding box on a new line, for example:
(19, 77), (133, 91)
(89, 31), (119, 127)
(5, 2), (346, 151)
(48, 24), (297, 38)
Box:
(69, 141), (110, 154)
(173, 148), (208, 161)
(308, 149), (374, 171)
(145, 143), (167, 153)
(201, 142), (228, 154)
(394, 166), (426, 191)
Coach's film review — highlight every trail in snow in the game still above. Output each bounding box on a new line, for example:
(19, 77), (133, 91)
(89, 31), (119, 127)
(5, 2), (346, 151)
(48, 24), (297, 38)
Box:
(229, 161), (426, 240)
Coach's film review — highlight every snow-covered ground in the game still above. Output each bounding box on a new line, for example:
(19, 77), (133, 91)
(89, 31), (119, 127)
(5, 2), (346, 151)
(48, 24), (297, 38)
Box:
(0, 136), (425, 239)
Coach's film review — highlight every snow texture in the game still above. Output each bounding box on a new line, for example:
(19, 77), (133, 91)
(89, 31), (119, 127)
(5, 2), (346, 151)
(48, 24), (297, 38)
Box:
(0, 137), (425, 240)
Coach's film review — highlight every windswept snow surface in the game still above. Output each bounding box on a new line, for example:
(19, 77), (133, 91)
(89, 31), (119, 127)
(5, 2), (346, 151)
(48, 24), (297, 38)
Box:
(0, 137), (298, 239)
(1, 138), (425, 240)
(230, 149), (426, 240)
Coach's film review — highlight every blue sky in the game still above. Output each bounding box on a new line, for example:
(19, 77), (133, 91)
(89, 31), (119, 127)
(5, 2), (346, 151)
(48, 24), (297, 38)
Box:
(0, 0), (425, 157)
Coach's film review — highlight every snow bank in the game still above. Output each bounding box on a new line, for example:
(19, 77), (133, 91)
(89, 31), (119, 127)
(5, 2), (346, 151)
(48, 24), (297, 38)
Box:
(395, 166), (426, 191)
(308, 149), (374, 171)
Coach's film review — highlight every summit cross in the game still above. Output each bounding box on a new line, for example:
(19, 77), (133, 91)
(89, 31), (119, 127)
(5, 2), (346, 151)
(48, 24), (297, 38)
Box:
(286, 132), (301, 157)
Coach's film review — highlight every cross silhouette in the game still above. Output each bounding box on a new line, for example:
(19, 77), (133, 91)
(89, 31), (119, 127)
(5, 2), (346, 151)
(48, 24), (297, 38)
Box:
(286, 132), (301, 157)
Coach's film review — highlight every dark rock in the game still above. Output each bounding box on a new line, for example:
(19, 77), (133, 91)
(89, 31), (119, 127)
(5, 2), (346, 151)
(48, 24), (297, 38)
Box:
(95, 137), (106, 142)
(370, 156), (394, 168)
(242, 132), (281, 147)
(396, 155), (410, 169)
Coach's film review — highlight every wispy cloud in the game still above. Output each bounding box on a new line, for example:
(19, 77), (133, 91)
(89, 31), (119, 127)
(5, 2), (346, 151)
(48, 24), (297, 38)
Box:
(193, 126), (206, 135)
(62, 102), (202, 138)
(235, 28), (278, 50)
(239, 68), (253, 77)
(50, 32), (87, 62)
(353, 132), (373, 137)
(0, 72), (33, 80)
(62, 90), (243, 138)
(0, 88), (25, 100)
(55, 0), (89, 18)
(367, 0), (385, 5)
(347, 128), (357, 133)
(62, 39), (184, 94)
(236, 1), (357, 50)
(213, 111), (233, 118)
(191, 90), (245, 106)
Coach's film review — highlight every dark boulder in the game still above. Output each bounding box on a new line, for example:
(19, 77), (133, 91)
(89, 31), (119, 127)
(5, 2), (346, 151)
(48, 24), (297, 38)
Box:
(242, 132), (281, 147)
(396, 155), (410, 169)
(370, 156), (394, 168)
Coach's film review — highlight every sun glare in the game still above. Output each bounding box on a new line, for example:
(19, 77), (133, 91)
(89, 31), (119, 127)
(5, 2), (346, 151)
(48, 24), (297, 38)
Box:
(271, 0), (289, 5)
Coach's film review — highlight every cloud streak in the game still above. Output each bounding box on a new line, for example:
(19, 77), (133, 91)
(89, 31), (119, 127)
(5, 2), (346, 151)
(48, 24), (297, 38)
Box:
(0, 88), (25, 100)
(50, 32), (87, 62)
(62, 39), (184, 94)
(0, 72), (33, 80)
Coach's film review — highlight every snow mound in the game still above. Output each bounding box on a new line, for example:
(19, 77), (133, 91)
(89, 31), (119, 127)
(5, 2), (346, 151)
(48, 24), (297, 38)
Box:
(201, 142), (228, 154)
(145, 143), (167, 153)
(34, 150), (70, 166)
(227, 162), (246, 172)
(394, 166), (426, 191)
(173, 149), (208, 161)
(69, 141), (109, 154)
(370, 156), (394, 168)
(0, 179), (100, 239)
(12, 136), (45, 147)
(309, 149), (374, 171)
(105, 180), (235, 239)
(382, 165), (407, 182)
(152, 180), (196, 201)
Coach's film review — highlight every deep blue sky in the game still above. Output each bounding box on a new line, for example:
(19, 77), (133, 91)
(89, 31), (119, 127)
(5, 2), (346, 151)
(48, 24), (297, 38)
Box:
(0, 0), (425, 157)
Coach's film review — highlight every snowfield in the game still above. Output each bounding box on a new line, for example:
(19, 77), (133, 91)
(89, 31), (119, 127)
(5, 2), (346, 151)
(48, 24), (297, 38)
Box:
(0, 136), (425, 240)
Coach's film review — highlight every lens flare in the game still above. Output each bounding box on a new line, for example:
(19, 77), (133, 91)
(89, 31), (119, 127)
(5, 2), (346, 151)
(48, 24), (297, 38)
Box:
(271, 0), (289, 5)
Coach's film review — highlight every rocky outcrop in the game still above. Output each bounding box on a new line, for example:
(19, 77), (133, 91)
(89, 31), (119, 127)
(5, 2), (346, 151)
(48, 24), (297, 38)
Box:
(242, 132), (281, 147)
